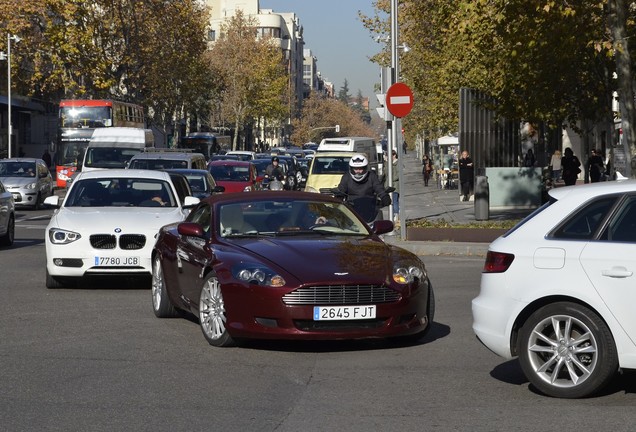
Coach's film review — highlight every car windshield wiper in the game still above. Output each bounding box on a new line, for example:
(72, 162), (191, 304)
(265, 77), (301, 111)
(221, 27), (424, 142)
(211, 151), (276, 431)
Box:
(273, 229), (330, 236)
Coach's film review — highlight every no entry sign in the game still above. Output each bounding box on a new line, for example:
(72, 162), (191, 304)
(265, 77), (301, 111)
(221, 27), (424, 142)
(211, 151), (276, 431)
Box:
(385, 82), (414, 118)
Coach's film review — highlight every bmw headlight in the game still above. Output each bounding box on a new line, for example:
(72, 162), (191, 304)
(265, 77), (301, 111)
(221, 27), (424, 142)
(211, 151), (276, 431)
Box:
(393, 262), (426, 284)
(25, 182), (37, 190)
(232, 263), (285, 287)
(49, 228), (82, 245)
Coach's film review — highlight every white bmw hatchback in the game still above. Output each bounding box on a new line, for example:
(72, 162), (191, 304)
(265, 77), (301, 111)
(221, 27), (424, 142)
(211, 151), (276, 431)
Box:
(472, 179), (636, 398)
(44, 169), (199, 288)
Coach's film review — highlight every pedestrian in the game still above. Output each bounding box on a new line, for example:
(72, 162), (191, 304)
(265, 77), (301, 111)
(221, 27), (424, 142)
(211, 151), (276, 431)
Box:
(42, 149), (52, 168)
(422, 154), (433, 187)
(458, 150), (474, 201)
(561, 147), (581, 186)
(402, 140), (407, 155)
(523, 148), (536, 167)
(549, 149), (562, 183)
(587, 149), (605, 183)
(391, 150), (401, 226)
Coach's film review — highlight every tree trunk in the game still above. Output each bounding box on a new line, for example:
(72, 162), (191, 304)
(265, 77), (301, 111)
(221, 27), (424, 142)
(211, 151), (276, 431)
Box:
(609, 0), (636, 177)
(233, 118), (240, 151)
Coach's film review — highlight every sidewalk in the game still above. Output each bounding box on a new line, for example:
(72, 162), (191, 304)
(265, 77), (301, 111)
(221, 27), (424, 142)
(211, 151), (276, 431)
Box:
(381, 148), (531, 256)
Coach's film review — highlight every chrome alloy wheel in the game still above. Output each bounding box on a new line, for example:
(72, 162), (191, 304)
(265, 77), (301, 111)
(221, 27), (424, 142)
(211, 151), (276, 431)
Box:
(199, 275), (233, 346)
(525, 314), (598, 389)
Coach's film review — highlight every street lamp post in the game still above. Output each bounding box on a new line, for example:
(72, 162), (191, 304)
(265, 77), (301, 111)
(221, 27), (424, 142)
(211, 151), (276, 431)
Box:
(0, 33), (21, 159)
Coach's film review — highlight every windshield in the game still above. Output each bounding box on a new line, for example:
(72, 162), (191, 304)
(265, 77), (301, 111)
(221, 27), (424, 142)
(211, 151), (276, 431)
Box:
(65, 178), (177, 208)
(217, 199), (370, 238)
(59, 106), (112, 128)
(0, 161), (37, 177)
(310, 157), (351, 175)
(84, 147), (142, 169)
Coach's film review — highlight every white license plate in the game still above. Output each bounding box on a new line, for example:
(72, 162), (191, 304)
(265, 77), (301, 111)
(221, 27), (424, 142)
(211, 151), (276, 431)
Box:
(94, 256), (140, 266)
(313, 305), (376, 321)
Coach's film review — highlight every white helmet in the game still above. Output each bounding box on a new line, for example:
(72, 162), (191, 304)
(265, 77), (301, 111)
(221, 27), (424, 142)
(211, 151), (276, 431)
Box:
(349, 153), (369, 182)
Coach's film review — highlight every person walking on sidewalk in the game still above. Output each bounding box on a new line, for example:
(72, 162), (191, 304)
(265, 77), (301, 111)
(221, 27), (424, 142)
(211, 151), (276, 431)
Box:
(549, 149), (562, 184)
(422, 154), (433, 187)
(459, 150), (474, 201)
(561, 147), (581, 186)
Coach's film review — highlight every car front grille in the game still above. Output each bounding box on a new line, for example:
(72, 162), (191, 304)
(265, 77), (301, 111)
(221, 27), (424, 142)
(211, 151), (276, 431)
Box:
(282, 285), (401, 306)
(89, 234), (146, 250)
(119, 234), (146, 250)
(90, 234), (116, 249)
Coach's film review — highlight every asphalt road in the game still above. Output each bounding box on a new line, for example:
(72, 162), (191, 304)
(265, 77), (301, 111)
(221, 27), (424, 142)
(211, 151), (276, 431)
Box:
(2, 209), (636, 432)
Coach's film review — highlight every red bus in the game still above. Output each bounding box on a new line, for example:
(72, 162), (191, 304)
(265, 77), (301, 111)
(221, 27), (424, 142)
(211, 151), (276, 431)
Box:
(54, 99), (145, 187)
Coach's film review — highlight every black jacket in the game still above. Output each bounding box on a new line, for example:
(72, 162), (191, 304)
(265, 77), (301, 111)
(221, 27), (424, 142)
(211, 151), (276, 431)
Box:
(337, 170), (387, 200)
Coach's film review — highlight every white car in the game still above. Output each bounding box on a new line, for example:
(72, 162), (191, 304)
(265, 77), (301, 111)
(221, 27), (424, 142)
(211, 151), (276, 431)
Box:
(0, 179), (15, 247)
(44, 169), (199, 288)
(472, 179), (636, 398)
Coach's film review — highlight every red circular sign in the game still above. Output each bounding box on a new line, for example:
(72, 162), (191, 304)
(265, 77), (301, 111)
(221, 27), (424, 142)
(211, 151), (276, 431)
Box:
(385, 82), (414, 118)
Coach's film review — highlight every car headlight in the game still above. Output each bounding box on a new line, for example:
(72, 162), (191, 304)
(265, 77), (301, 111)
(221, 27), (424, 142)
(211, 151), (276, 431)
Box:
(25, 182), (37, 190)
(232, 263), (285, 287)
(393, 262), (426, 284)
(243, 185), (253, 192)
(49, 228), (82, 245)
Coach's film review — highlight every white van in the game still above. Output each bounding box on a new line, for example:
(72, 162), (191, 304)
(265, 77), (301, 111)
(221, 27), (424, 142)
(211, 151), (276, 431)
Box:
(81, 127), (155, 172)
(316, 137), (383, 180)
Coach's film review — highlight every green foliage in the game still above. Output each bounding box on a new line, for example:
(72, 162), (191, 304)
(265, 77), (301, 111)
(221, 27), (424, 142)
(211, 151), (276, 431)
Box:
(408, 218), (520, 229)
(362, 0), (619, 145)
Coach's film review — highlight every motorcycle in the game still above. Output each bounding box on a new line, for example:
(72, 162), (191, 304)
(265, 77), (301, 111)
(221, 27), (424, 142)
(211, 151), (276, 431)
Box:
(326, 187), (395, 224)
(263, 174), (285, 191)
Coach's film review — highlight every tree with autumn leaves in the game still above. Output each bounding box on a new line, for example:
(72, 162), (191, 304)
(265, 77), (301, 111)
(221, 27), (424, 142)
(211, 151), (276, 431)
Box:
(0, 1), (290, 149)
(362, 0), (636, 176)
(206, 11), (288, 151)
(0, 0), (213, 140)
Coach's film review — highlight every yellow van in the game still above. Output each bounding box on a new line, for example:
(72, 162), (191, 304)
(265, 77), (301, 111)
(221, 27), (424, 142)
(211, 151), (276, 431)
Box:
(304, 151), (381, 193)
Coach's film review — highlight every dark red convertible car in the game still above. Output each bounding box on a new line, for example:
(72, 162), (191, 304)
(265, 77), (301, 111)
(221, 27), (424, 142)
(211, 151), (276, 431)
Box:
(151, 191), (434, 347)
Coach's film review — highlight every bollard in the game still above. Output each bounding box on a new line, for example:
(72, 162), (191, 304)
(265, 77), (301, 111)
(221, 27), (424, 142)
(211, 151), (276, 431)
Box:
(474, 175), (489, 221)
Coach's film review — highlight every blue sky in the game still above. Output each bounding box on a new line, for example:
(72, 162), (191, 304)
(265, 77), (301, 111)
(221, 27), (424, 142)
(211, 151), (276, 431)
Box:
(260, 1), (383, 103)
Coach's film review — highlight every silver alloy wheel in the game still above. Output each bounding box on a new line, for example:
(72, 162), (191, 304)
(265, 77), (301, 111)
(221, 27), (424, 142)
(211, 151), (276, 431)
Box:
(151, 257), (163, 311)
(525, 314), (598, 389)
(199, 276), (227, 341)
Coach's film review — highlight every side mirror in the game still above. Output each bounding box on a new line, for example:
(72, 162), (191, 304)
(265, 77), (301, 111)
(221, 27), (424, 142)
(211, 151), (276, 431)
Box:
(372, 219), (394, 235)
(183, 196), (200, 208)
(43, 195), (60, 208)
(177, 222), (205, 238)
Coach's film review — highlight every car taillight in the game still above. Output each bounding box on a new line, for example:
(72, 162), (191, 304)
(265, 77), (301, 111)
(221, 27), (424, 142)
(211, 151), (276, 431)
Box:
(483, 251), (514, 273)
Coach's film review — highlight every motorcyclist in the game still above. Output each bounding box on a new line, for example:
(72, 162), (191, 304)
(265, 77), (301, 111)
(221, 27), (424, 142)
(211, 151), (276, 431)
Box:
(265, 156), (284, 181)
(337, 153), (391, 208)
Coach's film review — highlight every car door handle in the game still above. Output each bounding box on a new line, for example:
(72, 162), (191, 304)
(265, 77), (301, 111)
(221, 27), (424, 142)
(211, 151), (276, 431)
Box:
(602, 267), (633, 278)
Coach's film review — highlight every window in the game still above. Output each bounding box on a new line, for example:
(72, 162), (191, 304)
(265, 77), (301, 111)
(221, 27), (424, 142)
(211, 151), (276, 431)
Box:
(552, 196), (618, 240)
(602, 196), (636, 242)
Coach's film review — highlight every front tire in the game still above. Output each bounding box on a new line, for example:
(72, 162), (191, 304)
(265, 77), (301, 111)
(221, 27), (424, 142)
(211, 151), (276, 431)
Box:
(151, 256), (179, 318)
(45, 268), (71, 289)
(517, 302), (618, 398)
(199, 273), (234, 347)
(0, 214), (14, 246)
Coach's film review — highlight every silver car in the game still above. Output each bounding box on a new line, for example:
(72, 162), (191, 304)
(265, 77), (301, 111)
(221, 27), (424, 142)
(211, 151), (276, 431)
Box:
(0, 179), (15, 246)
(0, 158), (54, 209)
